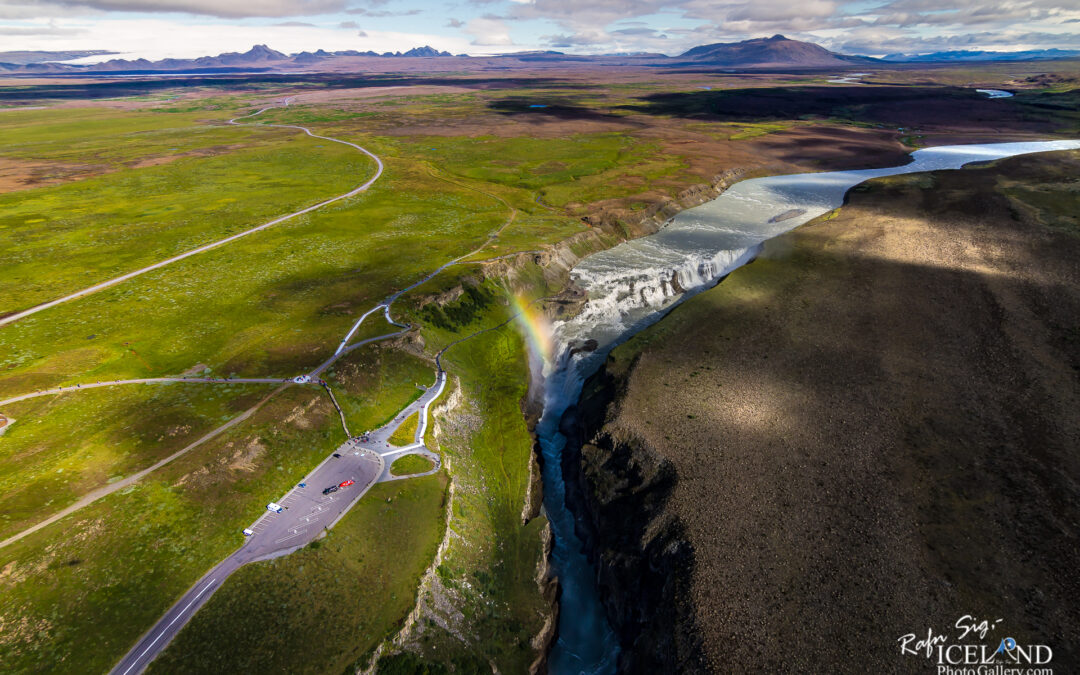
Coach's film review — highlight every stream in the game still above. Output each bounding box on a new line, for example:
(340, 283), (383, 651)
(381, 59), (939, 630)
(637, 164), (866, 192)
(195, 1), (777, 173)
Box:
(538, 139), (1080, 674)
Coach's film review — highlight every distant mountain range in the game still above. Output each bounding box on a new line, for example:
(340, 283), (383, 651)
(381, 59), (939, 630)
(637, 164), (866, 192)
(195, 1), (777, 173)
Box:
(1, 36), (1076, 77)
(882, 48), (1080, 62)
(0, 44), (463, 75)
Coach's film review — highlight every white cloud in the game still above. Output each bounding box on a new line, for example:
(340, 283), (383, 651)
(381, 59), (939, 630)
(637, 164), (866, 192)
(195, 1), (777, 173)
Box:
(51, 0), (347, 19)
(2, 0), (1079, 58)
(466, 16), (514, 45)
(506, 0), (1080, 54)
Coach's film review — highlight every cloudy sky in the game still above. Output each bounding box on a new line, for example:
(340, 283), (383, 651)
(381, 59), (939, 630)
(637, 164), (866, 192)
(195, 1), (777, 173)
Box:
(1, 0), (1078, 60)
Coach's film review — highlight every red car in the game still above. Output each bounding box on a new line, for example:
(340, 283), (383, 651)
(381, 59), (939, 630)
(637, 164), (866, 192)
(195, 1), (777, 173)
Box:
(339, 479), (355, 488)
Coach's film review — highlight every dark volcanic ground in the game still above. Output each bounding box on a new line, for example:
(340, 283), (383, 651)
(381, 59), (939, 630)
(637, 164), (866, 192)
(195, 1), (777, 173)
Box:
(575, 150), (1080, 672)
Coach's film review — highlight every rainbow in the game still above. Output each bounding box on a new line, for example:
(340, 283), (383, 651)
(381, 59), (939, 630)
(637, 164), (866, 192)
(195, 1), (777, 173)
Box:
(510, 294), (553, 363)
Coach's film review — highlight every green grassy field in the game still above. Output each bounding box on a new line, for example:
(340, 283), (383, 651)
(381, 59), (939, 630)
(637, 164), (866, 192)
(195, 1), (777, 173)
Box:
(149, 474), (448, 675)
(324, 345), (433, 435)
(0, 107), (233, 158)
(382, 131), (693, 213)
(388, 412), (419, 446)
(390, 453), (433, 475)
(0, 157), (508, 398)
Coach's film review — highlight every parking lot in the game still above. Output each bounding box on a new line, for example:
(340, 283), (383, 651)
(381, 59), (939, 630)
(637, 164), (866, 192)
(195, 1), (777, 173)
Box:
(241, 442), (383, 561)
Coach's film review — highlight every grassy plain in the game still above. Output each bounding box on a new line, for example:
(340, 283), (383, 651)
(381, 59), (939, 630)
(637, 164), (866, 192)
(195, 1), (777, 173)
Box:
(0, 107), (228, 158)
(325, 344), (433, 435)
(1, 125), (373, 313)
(149, 474), (448, 675)
(0, 382), (272, 540)
(0, 156), (508, 398)
(391, 133), (692, 209)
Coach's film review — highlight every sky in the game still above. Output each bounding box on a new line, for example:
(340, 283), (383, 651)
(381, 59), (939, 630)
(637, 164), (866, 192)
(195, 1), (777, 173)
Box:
(1, 0), (1079, 60)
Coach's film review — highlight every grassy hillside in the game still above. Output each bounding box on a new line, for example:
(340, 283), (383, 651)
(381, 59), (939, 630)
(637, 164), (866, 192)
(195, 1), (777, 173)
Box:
(390, 454), (433, 476)
(0, 387), (344, 673)
(388, 412), (420, 446)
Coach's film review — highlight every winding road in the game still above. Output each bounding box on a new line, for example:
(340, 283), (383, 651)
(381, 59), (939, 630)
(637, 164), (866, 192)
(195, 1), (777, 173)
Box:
(1, 92), (536, 674)
(0, 98), (383, 328)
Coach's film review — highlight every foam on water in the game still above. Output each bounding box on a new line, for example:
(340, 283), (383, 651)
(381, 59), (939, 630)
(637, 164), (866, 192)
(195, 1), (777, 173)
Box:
(540, 139), (1080, 674)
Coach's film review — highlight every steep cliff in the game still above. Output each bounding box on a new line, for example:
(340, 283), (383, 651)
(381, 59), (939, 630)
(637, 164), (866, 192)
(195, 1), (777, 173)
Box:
(560, 362), (708, 674)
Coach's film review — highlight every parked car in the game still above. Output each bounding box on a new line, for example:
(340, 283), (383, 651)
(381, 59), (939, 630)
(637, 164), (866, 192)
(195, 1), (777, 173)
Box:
(242, 528), (254, 536)
(322, 485), (339, 495)
(266, 502), (283, 513)
(339, 479), (355, 488)
(333, 453), (341, 458)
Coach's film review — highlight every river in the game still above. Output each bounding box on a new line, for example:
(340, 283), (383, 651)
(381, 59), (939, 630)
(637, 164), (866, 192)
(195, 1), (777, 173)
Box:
(537, 139), (1080, 674)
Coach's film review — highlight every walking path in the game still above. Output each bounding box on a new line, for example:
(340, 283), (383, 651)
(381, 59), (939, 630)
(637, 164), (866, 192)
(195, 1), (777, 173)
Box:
(0, 377), (290, 408)
(0, 384), (287, 550)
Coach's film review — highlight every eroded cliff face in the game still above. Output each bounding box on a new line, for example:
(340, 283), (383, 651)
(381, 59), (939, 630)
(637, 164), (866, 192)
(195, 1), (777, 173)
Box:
(559, 361), (708, 674)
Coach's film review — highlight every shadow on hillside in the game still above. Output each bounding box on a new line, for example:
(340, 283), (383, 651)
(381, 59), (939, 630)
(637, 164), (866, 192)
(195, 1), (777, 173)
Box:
(486, 98), (625, 122)
(621, 85), (1040, 129)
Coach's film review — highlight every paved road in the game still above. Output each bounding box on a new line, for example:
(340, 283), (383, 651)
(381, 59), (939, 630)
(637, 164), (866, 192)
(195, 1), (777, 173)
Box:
(108, 369), (448, 674)
(0, 98), (384, 329)
(379, 445), (442, 482)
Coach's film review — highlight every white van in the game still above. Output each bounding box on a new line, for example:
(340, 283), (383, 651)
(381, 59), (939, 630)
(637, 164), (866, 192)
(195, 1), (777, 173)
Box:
(266, 502), (283, 513)
(242, 528), (254, 536)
